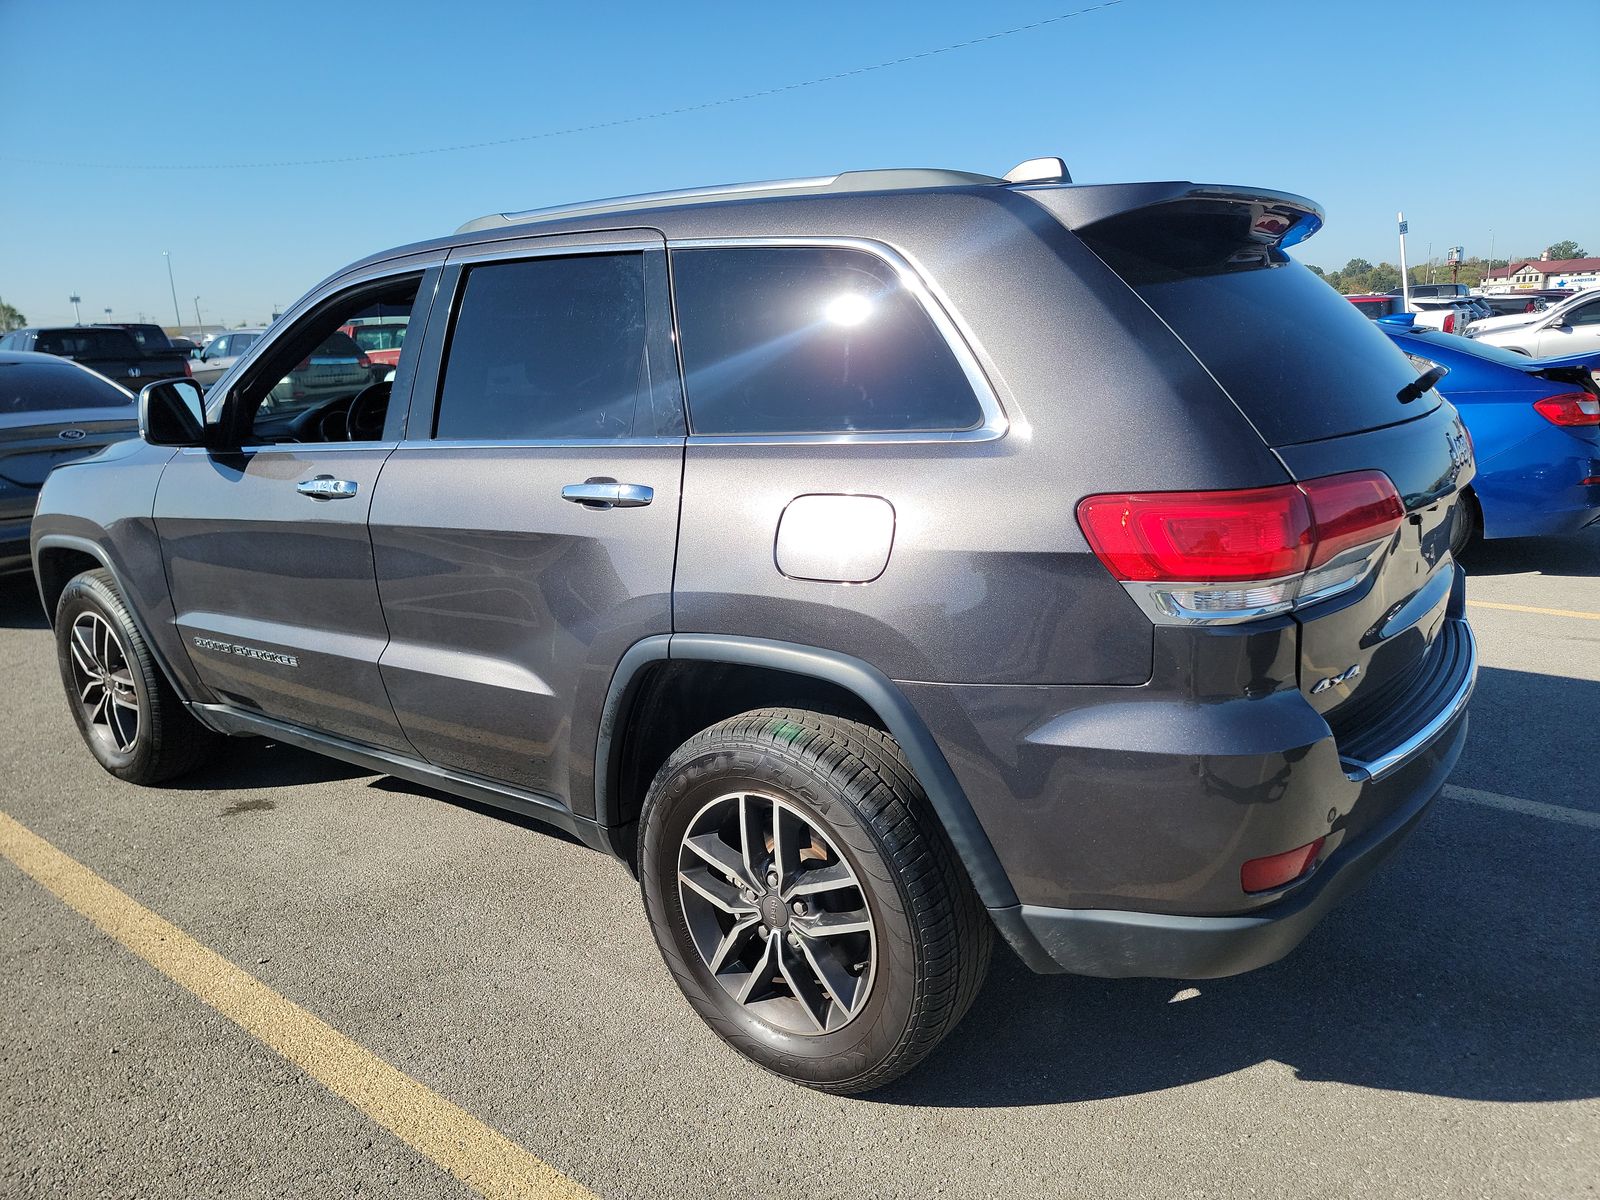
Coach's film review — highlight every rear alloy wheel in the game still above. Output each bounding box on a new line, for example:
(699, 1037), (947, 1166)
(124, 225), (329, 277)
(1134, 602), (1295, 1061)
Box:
(677, 789), (876, 1036)
(640, 708), (991, 1094)
(55, 569), (220, 784)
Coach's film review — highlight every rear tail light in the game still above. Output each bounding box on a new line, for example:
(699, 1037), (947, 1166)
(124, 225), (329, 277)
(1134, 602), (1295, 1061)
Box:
(1442, 313), (1456, 334)
(1077, 471), (1405, 625)
(1533, 392), (1600, 427)
(1241, 837), (1325, 893)
(356, 350), (371, 369)
(180, 359), (192, 378)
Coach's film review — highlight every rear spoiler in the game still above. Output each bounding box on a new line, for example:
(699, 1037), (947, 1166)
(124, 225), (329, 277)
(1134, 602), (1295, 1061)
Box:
(1016, 181), (1325, 250)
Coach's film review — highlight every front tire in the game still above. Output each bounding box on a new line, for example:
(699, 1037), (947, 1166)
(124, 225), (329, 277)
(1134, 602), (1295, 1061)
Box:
(639, 708), (991, 1094)
(55, 569), (220, 784)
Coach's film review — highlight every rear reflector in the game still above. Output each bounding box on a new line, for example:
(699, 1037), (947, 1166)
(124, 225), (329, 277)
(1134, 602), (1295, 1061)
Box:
(1533, 392), (1600, 427)
(1077, 471), (1404, 624)
(1241, 837), (1325, 893)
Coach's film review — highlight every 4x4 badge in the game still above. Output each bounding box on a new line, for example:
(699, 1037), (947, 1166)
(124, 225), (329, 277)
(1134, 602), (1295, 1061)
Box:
(1311, 664), (1361, 694)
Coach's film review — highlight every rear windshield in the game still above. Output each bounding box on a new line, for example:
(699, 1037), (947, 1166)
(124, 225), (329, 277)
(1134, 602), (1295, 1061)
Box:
(123, 325), (172, 351)
(350, 324), (406, 352)
(0, 361), (132, 412)
(35, 328), (140, 358)
(1078, 210), (1434, 446)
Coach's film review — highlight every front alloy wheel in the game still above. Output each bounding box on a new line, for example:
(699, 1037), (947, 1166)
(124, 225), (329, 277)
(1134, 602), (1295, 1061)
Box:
(66, 611), (141, 755)
(678, 790), (875, 1035)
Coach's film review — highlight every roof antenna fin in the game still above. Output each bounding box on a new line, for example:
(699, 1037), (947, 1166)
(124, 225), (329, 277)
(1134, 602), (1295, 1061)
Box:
(1003, 157), (1071, 184)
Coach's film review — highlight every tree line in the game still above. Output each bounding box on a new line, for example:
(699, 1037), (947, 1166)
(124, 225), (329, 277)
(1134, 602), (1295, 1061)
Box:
(1307, 241), (1588, 294)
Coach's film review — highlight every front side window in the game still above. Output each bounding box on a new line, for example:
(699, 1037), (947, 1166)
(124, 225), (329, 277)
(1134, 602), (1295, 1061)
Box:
(233, 275), (419, 445)
(434, 252), (656, 441)
(1565, 301), (1600, 327)
(671, 245), (983, 436)
(203, 335), (230, 359)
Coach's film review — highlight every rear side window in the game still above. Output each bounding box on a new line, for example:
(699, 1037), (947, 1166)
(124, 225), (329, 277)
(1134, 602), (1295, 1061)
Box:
(671, 246), (983, 435)
(435, 253), (655, 440)
(0, 361), (131, 412)
(35, 329), (140, 357)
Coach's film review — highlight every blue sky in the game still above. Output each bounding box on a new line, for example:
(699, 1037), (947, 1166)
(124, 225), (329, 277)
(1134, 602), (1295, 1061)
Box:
(3, 0), (1596, 328)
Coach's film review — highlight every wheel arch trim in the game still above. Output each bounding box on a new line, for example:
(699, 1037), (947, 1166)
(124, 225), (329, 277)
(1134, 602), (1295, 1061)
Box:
(595, 632), (1021, 912)
(32, 533), (192, 703)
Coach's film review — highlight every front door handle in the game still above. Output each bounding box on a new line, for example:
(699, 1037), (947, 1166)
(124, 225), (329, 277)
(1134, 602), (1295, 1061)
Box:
(297, 475), (359, 501)
(561, 480), (653, 509)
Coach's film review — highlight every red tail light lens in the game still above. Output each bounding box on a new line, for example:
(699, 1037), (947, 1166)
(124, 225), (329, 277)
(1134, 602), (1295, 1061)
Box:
(1533, 392), (1600, 427)
(1078, 471), (1405, 625)
(356, 350), (371, 369)
(1241, 837), (1325, 893)
(1076, 484), (1313, 583)
(1077, 471), (1403, 584)
(1442, 313), (1456, 334)
(180, 359), (193, 378)
(1300, 471), (1406, 567)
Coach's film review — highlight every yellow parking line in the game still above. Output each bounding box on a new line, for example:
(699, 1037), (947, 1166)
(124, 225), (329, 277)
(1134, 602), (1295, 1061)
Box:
(0, 809), (595, 1200)
(1467, 599), (1600, 622)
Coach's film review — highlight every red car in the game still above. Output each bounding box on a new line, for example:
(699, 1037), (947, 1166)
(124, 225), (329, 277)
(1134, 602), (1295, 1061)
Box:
(339, 319), (408, 369)
(1345, 293), (1404, 320)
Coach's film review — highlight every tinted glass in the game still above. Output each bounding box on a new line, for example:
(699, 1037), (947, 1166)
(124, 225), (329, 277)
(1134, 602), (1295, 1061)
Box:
(0, 361), (131, 412)
(123, 325), (171, 350)
(672, 246), (982, 435)
(1079, 209), (1432, 445)
(436, 253), (652, 440)
(35, 329), (140, 357)
(1566, 301), (1600, 327)
(233, 332), (260, 353)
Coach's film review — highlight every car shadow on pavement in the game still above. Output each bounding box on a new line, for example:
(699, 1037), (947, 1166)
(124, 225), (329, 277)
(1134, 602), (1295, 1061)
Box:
(167, 738), (372, 791)
(0, 574), (48, 629)
(879, 664), (1600, 1109)
(1462, 529), (1600, 578)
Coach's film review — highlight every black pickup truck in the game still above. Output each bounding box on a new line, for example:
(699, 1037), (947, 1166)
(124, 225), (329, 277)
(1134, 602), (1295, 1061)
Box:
(0, 326), (191, 392)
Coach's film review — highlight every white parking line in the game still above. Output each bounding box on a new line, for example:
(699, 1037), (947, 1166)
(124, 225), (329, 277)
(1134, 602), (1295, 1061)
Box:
(1443, 784), (1600, 829)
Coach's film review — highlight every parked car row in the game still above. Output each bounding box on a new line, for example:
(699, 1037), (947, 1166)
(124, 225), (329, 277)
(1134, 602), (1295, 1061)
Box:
(0, 325), (192, 393)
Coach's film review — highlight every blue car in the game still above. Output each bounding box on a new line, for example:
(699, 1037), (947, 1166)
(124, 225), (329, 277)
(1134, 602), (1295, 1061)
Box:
(1377, 316), (1600, 547)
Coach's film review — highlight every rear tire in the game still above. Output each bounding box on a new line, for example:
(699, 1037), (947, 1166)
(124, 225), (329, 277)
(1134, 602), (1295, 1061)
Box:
(639, 707), (991, 1094)
(55, 569), (221, 784)
(1449, 489), (1480, 560)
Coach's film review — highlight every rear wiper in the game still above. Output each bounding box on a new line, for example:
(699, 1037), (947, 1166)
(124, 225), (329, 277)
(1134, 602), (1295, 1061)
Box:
(1397, 365), (1448, 404)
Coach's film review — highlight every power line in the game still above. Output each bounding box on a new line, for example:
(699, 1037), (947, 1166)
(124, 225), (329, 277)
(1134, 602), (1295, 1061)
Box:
(4, 1), (1128, 172)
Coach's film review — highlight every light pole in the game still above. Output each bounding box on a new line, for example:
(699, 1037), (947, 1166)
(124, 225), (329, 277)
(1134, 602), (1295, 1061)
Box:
(69, 293), (82, 325)
(163, 251), (183, 332)
(103, 307), (113, 325)
(194, 295), (203, 335)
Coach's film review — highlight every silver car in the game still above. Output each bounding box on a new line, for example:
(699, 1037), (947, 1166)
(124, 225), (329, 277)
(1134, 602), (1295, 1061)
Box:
(189, 327), (263, 390)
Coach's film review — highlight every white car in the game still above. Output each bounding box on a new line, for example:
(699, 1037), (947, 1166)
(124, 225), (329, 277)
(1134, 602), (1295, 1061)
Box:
(1406, 296), (1475, 336)
(1465, 289), (1600, 356)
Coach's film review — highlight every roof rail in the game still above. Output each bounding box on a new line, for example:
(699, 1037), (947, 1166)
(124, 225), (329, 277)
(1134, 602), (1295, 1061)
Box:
(454, 166), (1012, 234)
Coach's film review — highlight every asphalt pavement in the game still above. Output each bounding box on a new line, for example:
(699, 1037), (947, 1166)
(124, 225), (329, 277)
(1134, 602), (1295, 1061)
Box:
(2, 533), (1597, 1199)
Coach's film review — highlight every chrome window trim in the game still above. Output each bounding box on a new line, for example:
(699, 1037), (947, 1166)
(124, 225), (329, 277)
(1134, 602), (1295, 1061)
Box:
(396, 436), (685, 451)
(445, 238), (661, 267)
(667, 235), (1009, 446)
(178, 442), (399, 457)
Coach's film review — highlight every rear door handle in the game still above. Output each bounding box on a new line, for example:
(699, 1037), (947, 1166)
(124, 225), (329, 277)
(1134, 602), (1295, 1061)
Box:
(561, 480), (653, 509)
(297, 475), (359, 500)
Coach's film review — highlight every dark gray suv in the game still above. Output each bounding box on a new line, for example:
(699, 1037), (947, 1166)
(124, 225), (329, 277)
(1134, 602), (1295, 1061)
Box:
(30, 159), (1477, 1093)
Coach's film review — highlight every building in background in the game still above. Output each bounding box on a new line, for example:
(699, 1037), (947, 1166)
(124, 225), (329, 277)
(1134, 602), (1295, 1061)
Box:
(1481, 254), (1600, 294)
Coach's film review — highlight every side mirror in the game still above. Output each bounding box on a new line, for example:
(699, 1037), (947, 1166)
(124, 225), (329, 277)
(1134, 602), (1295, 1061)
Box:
(138, 379), (208, 447)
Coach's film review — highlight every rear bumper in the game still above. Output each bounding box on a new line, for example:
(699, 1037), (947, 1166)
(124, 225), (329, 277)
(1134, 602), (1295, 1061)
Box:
(904, 603), (1476, 978)
(1012, 709), (1463, 978)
